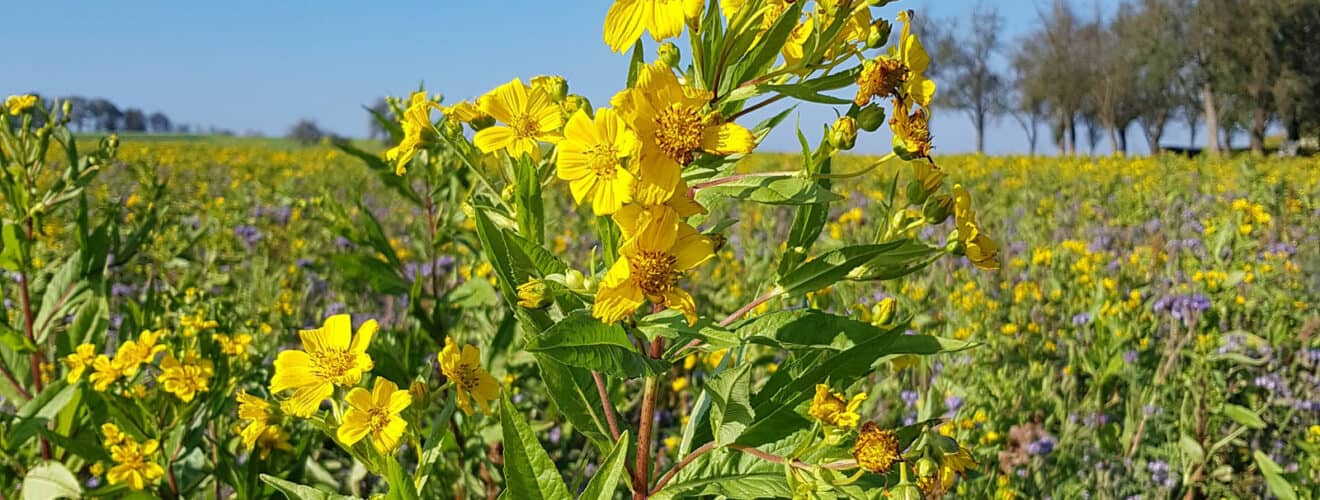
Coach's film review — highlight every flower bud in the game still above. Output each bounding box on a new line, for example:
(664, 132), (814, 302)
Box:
(409, 380), (428, 401)
(871, 297), (896, 326)
(61, 100), (73, 121)
(531, 75), (568, 103)
(856, 104), (887, 132)
(564, 269), (585, 290)
(517, 279), (551, 309)
(906, 180), (928, 205)
(946, 230), (965, 255)
(658, 42), (682, 68)
(107, 134), (120, 150)
(867, 19), (892, 49)
(501, 184), (516, 203)
(829, 116), (859, 151)
(562, 94), (593, 118)
(923, 194), (954, 224)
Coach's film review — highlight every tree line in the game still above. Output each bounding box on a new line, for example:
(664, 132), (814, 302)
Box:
(11, 94), (186, 133)
(917, 0), (1320, 155)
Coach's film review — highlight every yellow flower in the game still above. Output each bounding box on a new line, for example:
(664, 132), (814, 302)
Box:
(855, 57), (907, 107)
(107, 439), (164, 491)
(385, 91), (439, 175)
(593, 206), (715, 325)
(517, 279), (551, 309)
(270, 315), (377, 417)
(556, 108), (639, 215)
(670, 376), (689, 392)
(853, 422), (901, 474)
(612, 64), (755, 205)
(159, 352), (214, 403)
(953, 185), (1000, 271)
(5, 94), (37, 115)
(338, 377), (412, 453)
(892, 10), (935, 107)
(808, 384), (866, 430)
(439, 338), (500, 415)
(116, 329), (167, 374)
(89, 355), (124, 392)
(473, 78), (563, 161)
(214, 333), (254, 360)
(253, 426), (293, 460)
(891, 106), (934, 159)
(101, 423), (127, 448)
(603, 0), (704, 52)
(63, 343), (97, 383)
(937, 446), (976, 490)
(236, 391), (276, 451)
(444, 99), (490, 126)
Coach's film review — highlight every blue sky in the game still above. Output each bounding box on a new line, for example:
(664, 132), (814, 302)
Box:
(5, 0), (1195, 155)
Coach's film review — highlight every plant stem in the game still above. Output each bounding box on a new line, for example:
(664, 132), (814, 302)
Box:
(19, 219), (49, 460)
(593, 371), (621, 441)
(719, 287), (783, 328)
(650, 441), (716, 495)
(728, 94), (787, 122)
(690, 172), (798, 191)
(728, 444), (857, 471)
(632, 337), (665, 500)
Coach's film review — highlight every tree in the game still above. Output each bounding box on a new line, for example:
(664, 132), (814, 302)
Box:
(918, 2), (1006, 153)
(1275, 0), (1320, 142)
(1008, 65), (1047, 156)
(287, 119), (326, 145)
(1115, 0), (1189, 153)
(1017, 1), (1091, 155)
(366, 98), (392, 143)
(148, 112), (172, 133)
(123, 108), (147, 132)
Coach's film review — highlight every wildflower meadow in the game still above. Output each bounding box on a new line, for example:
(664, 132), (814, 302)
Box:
(2, 1), (1317, 499)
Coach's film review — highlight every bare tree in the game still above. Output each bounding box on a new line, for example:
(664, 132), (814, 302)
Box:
(919, 2), (1006, 153)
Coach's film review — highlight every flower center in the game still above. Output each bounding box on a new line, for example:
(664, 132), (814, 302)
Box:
(630, 249), (678, 297)
(366, 407), (391, 432)
(511, 114), (539, 138)
(311, 349), (357, 380)
(454, 365), (483, 392)
(586, 144), (620, 179)
(654, 104), (704, 165)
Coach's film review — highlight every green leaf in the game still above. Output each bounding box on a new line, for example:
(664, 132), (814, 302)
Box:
(706, 363), (754, 445)
(22, 462), (81, 500)
(637, 310), (739, 351)
(696, 176), (841, 206)
(35, 251), (91, 343)
(384, 456), (420, 500)
(777, 241), (909, 297)
(534, 355), (614, 454)
(499, 395), (572, 500)
(776, 141), (831, 278)
(7, 382), (79, 449)
(474, 208), (522, 304)
(513, 155), (545, 245)
(261, 474), (360, 500)
(732, 1), (805, 88)
(578, 431), (630, 500)
(1222, 404), (1266, 430)
(526, 310), (667, 378)
(843, 239), (943, 282)
(0, 223), (21, 271)
(328, 254), (411, 296)
(0, 320), (37, 353)
(764, 83), (853, 105)
(1253, 451), (1297, 500)
(1178, 434), (1204, 464)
